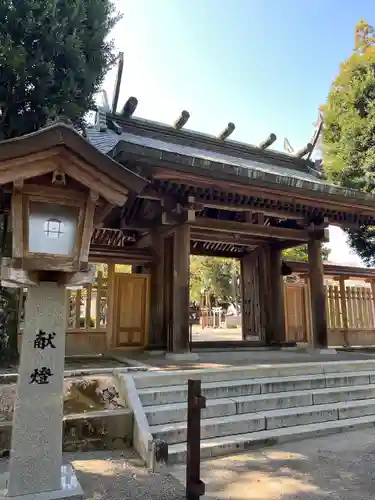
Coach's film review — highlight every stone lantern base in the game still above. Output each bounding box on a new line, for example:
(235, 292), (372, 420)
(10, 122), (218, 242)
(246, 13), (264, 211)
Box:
(0, 465), (83, 500)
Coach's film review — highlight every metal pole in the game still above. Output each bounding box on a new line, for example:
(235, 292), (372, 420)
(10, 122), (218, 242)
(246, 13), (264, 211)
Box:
(186, 379), (206, 500)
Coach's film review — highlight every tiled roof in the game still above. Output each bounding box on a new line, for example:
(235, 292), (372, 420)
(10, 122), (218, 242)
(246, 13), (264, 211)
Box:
(87, 126), (325, 186)
(85, 110), (375, 204)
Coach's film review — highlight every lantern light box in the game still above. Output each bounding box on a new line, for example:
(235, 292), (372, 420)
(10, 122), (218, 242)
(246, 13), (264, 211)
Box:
(28, 201), (79, 257)
(11, 186), (91, 274)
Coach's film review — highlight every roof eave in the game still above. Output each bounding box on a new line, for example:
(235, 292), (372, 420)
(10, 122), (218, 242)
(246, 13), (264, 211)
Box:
(112, 139), (375, 208)
(0, 124), (149, 195)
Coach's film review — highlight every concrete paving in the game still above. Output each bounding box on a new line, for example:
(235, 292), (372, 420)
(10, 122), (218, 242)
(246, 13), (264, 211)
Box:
(123, 349), (375, 371)
(192, 326), (242, 342)
(170, 427), (375, 499)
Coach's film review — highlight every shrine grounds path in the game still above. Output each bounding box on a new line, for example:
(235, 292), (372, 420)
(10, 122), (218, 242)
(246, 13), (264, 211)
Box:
(0, 450), (186, 500)
(0, 428), (374, 498)
(170, 427), (375, 499)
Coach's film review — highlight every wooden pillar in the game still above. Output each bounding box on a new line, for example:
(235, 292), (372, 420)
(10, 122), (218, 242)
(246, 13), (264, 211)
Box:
(268, 247), (285, 343)
(240, 257), (251, 340)
(172, 224), (190, 352)
(105, 263), (116, 350)
(149, 233), (165, 349)
(370, 280), (375, 318)
(241, 248), (270, 343)
(308, 238), (328, 348)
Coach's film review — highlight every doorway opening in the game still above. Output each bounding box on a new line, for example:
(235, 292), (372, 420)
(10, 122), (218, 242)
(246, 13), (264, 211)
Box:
(189, 256), (242, 342)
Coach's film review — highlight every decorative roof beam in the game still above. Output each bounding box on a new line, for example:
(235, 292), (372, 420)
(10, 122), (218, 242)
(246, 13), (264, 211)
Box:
(112, 52), (124, 113)
(259, 133), (277, 150)
(295, 142), (313, 158)
(173, 110), (190, 129)
(218, 122), (235, 140)
(95, 108), (107, 132)
(190, 228), (267, 246)
(101, 90), (110, 111)
(122, 97), (138, 118)
(190, 243), (247, 258)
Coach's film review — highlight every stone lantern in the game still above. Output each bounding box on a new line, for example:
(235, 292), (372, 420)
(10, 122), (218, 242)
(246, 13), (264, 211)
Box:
(0, 124), (147, 500)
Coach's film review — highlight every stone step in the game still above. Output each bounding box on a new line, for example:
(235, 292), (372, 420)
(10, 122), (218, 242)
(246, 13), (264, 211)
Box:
(138, 371), (374, 406)
(151, 412), (266, 444)
(145, 398), (237, 426)
(150, 398), (375, 445)
(132, 360), (375, 389)
(145, 384), (375, 426)
(166, 413), (375, 464)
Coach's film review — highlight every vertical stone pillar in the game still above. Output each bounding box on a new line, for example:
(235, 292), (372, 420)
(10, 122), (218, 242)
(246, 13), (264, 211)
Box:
(308, 238), (328, 348)
(5, 281), (83, 499)
(172, 224), (190, 353)
(268, 247), (286, 344)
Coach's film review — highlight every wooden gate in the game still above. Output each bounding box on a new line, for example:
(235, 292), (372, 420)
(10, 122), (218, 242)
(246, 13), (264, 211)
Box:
(113, 273), (150, 347)
(284, 283), (310, 343)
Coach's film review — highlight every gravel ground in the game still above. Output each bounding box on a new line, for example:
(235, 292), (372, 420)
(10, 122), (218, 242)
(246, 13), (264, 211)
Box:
(170, 428), (375, 499)
(0, 450), (185, 500)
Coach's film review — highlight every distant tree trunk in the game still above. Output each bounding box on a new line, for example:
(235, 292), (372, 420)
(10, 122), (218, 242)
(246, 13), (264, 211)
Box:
(0, 214), (19, 365)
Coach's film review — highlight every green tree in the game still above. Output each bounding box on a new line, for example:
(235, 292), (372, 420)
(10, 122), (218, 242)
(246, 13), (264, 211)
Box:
(0, 0), (120, 363)
(0, 0), (119, 139)
(283, 244), (331, 262)
(190, 256), (240, 304)
(190, 244), (331, 305)
(323, 19), (375, 264)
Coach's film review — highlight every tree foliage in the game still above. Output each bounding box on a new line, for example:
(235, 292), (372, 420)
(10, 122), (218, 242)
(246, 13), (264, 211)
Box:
(190, 244), (331, 305)
(323, 19), (375, 264)
(283, 244), (330, 262)
(0, 0), (120, 139)
(190, 256), (240, 304)
(0, 0), (120, 362)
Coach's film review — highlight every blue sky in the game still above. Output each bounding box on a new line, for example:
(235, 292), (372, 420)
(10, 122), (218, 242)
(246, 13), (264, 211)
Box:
(103, 0), (375, 265)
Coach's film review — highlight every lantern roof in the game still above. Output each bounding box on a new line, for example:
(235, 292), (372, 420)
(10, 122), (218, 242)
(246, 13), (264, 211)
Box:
(0, 123), (148, 205)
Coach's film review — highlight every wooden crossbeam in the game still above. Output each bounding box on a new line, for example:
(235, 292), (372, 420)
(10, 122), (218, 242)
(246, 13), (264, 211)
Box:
(191, 217), (311, 241)
(190, 229), (265, 246)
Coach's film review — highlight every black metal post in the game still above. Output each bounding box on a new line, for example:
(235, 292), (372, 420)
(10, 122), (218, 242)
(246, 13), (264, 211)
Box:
(186, 379), (206, 500)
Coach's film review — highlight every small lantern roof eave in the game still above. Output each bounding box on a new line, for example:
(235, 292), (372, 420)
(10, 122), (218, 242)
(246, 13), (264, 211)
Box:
(0, 123), (149, 203)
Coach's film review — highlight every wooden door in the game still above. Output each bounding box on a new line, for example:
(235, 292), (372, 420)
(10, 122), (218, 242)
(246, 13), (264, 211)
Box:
(284, 283), (309, 342)
(114, 274), (150, 347)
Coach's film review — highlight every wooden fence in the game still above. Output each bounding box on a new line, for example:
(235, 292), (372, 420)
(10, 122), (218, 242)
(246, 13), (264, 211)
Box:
(67, 270), (108, 331)
(18, 266), (111, 354)
(285, 282), (375, 345)
(17, 263), (375, 350)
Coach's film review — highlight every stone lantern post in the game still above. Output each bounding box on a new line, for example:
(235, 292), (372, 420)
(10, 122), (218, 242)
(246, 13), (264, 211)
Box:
(0, 124), (147, 500)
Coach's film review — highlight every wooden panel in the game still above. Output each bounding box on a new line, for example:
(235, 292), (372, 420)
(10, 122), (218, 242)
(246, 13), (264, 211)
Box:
(114, 274), (150, 347)
(284, 284), (308, 343)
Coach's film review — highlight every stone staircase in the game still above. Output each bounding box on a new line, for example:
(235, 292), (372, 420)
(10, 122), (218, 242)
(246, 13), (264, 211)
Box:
(126, 360), (375, 464)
